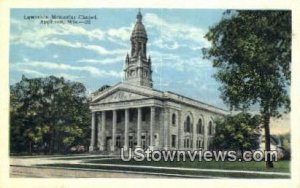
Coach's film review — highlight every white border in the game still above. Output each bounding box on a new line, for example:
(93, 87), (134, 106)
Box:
(0, 0), (299, 188)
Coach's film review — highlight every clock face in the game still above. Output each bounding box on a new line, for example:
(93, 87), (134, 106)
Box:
(143, 71), (147, 77)
(130, 70), (135, 77)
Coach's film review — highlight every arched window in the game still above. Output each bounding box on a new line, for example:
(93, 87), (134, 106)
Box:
(208, 121), (213, 135)
(186, 116), (191, 132)
(197, 119), (202, 134)
(131, 42), (135, 55)
(184, 115), (194, 133)
(143, 44), (146, 55)
(172, 113), (176, 125)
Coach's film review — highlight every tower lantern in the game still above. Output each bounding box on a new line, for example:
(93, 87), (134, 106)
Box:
(124, 10), (153, 88)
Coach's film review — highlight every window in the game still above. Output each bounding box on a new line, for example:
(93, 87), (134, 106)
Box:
(129, 110), (134, 122)
(154, 134), (157, 146)
(129, 136), (134, 148)
(143, 44), (146, 54)
(142, 109), (146, 121)
(209, 121), (213, 135)
(196, 140), (202, 148)
(185, 116), (192, 133)
(187, 116), (191, 132)
(116, 136), (121, 148)
(130, 70), (135, 77)
(171, 135), (176, 148)
(117, 111), (122, 123)
(197, 119), (202, 134)
(143, 70), (148, 78)
(131, 42), (135, 55)
(172, 113), (176, 125)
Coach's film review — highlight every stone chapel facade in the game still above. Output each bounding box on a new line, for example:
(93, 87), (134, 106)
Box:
(89, 11), (228, 152)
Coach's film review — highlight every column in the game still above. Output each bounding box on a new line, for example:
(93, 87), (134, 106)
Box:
(89, 112), (96, 151)
(193, 121), (197, 150)
(159, 108), (164, 148)
(163, 108), (170, 150)
(203, 118), (208, 150)
(111, 110), (117, 151)
(97, 113), (101, 149)
(177, 111), (182, 149)
(99, 111), (106, 151)
(136, 108), (142, 148)
(123, 109), (129, 151)
(149, 107), (155, 150)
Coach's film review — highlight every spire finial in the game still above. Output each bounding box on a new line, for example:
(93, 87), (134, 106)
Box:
(137, 8), (142, 22)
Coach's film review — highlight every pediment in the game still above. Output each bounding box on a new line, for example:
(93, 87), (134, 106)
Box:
(93, 89), (149, 104)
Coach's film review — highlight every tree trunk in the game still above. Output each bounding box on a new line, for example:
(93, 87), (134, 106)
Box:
(48, 125), (54, 154)
(263, 113), (274, 168)
(29, 141), (32, 155)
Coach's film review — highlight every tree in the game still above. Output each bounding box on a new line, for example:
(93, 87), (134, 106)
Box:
(10, 75), (91, 154)
(213, 113), (261, 151)
(203, 11), (291, 168)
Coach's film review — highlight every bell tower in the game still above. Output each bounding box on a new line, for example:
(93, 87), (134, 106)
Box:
(123, 10), (153, 88)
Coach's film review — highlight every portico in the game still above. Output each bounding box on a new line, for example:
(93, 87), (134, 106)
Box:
(89, 103), (159, 152)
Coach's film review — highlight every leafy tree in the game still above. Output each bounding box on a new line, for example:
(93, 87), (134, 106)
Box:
(203, 11), (291, 168)
(10, 75), (91, 154)
(213, 113), (261, 151)
(97, 85), (111, 92)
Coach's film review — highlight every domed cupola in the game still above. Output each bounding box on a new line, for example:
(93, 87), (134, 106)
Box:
(130, 10), (148, 59)
(130, 10), (148, 40)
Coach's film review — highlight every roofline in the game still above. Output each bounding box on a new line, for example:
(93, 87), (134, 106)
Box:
(90, 82), (229, 116)
(164, 90), (228, 113)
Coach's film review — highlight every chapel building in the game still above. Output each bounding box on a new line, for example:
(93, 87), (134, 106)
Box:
(89, 11), (228, 152)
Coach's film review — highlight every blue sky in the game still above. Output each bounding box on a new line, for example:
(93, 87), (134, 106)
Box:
(10, 8), (227, 109)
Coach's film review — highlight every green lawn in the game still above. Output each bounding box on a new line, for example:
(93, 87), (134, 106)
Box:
(51, 156), (117, 160)
(40, 163), (289, 178)
(84, 158), (290, 173)
(38, 159), (290, 179)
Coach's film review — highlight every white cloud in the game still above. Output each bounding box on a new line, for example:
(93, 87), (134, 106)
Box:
(13, 65), (83, 81)
(150, 50), (212, 73)
(59, 24), (105, 40)
(21, 37), (126, 56)
(107, 27), (131, 41)
(78, 56), (124, 65)
(15, 68), (46, 77)
(10, 18), (127, 54)
(55, 73), (82, 81)
(11, 19), (104, 43)
(153, 38), (180, 50)
(12, 60), (122, 78)
(144, 13), (210, 50)
(82, 44), (126, 55)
